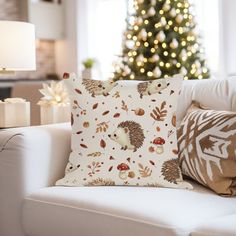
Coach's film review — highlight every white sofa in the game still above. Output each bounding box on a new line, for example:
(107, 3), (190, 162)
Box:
(0, 79), (236, 236)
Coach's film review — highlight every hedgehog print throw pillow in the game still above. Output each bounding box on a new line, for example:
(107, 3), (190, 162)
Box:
(56, 73), (192, 189)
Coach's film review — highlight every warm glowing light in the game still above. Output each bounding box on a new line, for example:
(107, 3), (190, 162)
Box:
(144, 42), (149, 47)
(127, 34), (132, 39)
(176, 63), (181, 68)
(159, 10), (164, 15)
(166, 63), (170, 68)
(134, 25), (139, 31)
(151, 48), (155, 53)
(136, 41), (141, 46)
(164, 51), (168, 56)
(141, 10), (146, 15)
(140, 68), (145, 73)
(129, 58), (134, 62)
(162, 42), (167, 48)
(148, 32), (152, 37)
(137, 62), (142, 66)
(171, 52), (176, 58)
(144, 20), (149, 25)
(130, 74), (135, 79)
(198, 75), (203, 79)
(181, 41), (186, 46)
(147, 71), (153, 77)
(168, 20), (173, 26)
(133, 36), (137, 41)
(154, 39), (159, 44)
(155, 23), (161, 28)
(159, 61), (164, 67)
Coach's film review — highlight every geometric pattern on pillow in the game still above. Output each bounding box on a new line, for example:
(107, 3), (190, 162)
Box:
(178, 102), (236, 196)
(56, 73), (192, 189)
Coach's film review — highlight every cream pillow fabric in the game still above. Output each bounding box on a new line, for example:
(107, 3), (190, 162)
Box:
(178, 102), (236, 196)
(56, 73), (192, 189)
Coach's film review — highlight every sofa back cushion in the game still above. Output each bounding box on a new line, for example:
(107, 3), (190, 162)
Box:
(177, 79), (231, 126)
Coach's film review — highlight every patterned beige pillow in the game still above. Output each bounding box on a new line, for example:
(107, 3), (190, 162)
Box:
(178, 102), (236, 196)
(56, 73), (192, 189)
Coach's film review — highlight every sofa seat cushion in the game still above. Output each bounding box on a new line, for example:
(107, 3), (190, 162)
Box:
(192, 214), (236, 236)
(22, 182), (236, 236)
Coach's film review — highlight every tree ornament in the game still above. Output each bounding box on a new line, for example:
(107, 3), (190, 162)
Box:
(169, 8), (176, 17)
(124, 66), (131, 75)
(153, 67), (162, 78)
(170, 39), (178, 49)
(136, 54), (144, 62)
(180, 49), (187, 57)
(151, 0), (156, 6)
(160, 17), (167, 26)
(139, 29), (147, 40)
(180, 67), (187, 75)
(195, 60), (201, 68)
(148, 7), (156, 17)
(126, 40), (135, 49)
(150, 54), (160, 63)
(163, 2), (171, 11)
(176, 14), (184, 24)
(136, 17), (143, 25)
(156, 31), (166, 42)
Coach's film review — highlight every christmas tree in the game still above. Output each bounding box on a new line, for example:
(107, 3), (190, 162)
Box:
(113, 0), (210, 81)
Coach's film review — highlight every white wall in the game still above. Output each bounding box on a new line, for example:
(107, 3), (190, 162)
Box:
(55, 0), (78, 77)
(220, 0), (236, 77)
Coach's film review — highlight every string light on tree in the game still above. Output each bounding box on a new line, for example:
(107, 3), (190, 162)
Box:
(114, 0), (210, 81)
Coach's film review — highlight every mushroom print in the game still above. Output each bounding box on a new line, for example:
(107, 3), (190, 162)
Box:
(117, 163), (130, 180)
(153, 137), (165, 154)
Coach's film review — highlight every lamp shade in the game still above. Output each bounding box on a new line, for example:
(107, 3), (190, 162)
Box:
(0, 21), (36, 71)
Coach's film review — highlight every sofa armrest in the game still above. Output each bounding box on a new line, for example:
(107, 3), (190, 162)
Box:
(0, 123), (71, 236)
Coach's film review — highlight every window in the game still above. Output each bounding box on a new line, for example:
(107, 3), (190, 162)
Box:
(86, 0), (127, 79)
(190, 0), (220, 76)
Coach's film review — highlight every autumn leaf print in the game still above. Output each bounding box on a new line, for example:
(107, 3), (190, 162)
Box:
(71, 113), (74, 126)
(138, 163), (152, 178)
(75, 88), (82, 94)
(96, 122), (109, 133)
(150, 101), (167, 122)
(93, 103), (98, 109)
(87, 161), (101, 177)
(100, 139), (106, 148)
(80, 144), (88, 148)
(121, 100), (128, 113)
(113, 113), (120, 118)
(87, 152), (102, 157)
(102, 111), (110, 116)
(112, 91), (120, 98)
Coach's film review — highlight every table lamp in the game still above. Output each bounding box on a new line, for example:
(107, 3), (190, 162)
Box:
(0, 21), (36, 73)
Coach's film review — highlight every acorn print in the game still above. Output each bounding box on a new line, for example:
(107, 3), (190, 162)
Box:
(153, 137), (165, 154)
(132, 108), (145, 116)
